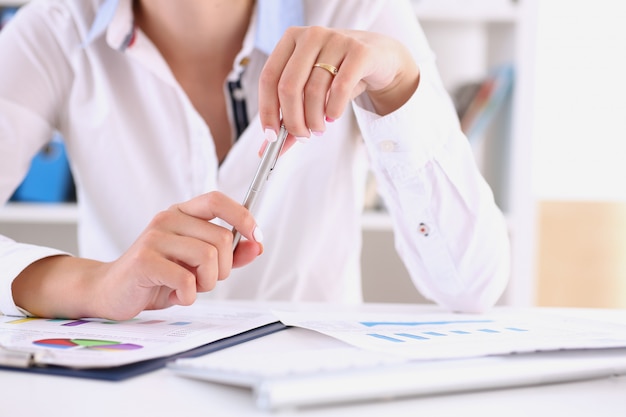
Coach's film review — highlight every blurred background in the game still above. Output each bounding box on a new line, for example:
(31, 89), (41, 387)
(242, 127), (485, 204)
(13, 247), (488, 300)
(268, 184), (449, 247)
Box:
(1, 0), (625, 308)
(365, 0), (626, 309)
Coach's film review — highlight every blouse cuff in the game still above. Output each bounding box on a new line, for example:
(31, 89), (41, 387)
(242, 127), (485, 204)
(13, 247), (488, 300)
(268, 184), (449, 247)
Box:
(351, 70), (458, 185)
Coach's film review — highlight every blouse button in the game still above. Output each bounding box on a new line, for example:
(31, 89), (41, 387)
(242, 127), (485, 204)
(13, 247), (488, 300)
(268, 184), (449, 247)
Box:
(379, 140), (397, 152)
(418, 222), (430, 237)
(231, 88), (246, 101)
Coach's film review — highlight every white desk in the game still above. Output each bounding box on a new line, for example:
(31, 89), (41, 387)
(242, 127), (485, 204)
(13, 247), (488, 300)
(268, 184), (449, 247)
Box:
(3, 302), (626, 417)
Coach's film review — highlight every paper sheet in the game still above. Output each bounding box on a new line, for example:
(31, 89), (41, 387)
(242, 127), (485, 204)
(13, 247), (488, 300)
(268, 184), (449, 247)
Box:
(272, 309), (626, 360)
(0, 303), (277, 368)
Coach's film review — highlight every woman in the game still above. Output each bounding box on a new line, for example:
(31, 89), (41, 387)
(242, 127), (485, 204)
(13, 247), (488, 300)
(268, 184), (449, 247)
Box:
(0, 0), (510, 319)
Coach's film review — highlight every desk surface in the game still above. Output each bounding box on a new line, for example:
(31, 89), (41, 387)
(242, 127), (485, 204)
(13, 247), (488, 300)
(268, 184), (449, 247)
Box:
(4, 302), (626, 416)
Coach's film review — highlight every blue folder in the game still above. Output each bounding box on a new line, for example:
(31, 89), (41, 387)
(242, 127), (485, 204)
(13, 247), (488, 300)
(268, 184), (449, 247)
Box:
(10, 133), (75, 203)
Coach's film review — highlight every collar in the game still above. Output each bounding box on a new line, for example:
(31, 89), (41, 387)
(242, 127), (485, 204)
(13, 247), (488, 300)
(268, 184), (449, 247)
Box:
(83, 0), (304, 53)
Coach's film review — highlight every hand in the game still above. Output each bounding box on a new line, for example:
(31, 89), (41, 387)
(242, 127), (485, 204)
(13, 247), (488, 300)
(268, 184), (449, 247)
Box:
(258, 26), (420, 152)
(12, 192), (263, 320)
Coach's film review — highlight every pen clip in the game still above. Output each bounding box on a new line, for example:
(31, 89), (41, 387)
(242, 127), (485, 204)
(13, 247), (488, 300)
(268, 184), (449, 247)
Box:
(266, 125), (288, 179)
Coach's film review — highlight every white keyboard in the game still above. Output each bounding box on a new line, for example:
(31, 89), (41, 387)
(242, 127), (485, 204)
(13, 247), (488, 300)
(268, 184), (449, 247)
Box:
(168, 328), (626, 411)
(169, 345), (408, 388)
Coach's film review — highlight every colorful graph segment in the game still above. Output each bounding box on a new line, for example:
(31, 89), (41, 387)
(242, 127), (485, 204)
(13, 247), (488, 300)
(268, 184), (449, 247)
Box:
(89, 343), (144, 351)
(7, 317), (40, 324)
(138, 320), (166, 325)
(62, 320), (91, 327)
(34, 339), (77, 348)
(33, 338), (142, 351)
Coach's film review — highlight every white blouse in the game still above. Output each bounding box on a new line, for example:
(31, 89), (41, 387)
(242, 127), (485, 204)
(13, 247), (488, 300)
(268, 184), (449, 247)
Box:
(0, 0), (510, 316)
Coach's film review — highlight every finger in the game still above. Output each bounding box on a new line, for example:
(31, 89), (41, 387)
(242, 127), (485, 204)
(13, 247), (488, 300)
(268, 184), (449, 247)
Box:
(280, 136), (298, 155)
(162, 267), (197, 306)
(276, 29), (327, 137)
(304, 64), (334, 133)
(146, 208), (235, 280)
(258, 29), (297, 137)
(233, 239), (264, 268)
(153, 233), (225, 289)
(174, 193), (264, 273)
(131, 227), (224, 292)
(263, 27), (348, 138)
(175, 191), (261, 245)
(257, 139), (268, 157)
(305, 58), (343, 133)
(169, 275), (197, 306)
(139, 243), (220, 305)
(257, 134), (298, 158)
(133, 254), (199, 307)
(323, 49), (368, 121)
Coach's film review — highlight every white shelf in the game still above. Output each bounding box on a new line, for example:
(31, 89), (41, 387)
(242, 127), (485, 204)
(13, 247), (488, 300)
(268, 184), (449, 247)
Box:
(0, 203), (398, 232)
(0, 203), (78, 224)
(361, 211), (394, 232)
(413, 0), (519, 23)
(0, 0), (27, 6)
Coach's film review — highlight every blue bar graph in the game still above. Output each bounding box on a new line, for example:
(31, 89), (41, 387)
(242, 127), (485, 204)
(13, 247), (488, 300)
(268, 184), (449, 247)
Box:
(363, 325), (530, 344)
(507, 327), (529, 332)
(424, 331), (447, 337)
(360, 320), (493, 327)
(395, 333), (429, 340)
(367, 333), (405, 343)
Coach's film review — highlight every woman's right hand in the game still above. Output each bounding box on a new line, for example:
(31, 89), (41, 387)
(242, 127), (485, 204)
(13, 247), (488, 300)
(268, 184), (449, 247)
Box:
(12, 191), (263, 320)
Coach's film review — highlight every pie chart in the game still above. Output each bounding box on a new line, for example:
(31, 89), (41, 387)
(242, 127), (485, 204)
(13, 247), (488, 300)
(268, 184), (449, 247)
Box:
(33, 338), (143, 351)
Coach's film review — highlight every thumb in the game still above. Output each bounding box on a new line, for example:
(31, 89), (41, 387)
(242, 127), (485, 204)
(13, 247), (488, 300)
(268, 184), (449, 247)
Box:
(232, 239), (263, 268)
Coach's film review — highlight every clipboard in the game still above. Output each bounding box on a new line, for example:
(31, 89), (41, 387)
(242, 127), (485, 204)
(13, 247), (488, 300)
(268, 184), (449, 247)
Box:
(0, 302), (287, 381)
(0, 321), (287, 381)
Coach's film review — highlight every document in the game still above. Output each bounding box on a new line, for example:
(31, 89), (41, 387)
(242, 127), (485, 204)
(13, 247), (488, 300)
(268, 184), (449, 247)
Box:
(0, 302), (278, 369)
(170, 308), (626, 411)
(272, 308), (626, 359)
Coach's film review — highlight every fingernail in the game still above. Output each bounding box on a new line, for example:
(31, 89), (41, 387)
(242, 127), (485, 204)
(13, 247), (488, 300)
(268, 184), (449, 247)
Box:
(325, 116), (335, 123)
(311, 130), (324, 137)
(253, 226), (264, 243)
(264, 128), (277, 143)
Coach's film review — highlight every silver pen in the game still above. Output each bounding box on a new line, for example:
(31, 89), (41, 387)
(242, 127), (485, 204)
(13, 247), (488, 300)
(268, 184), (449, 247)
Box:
(232, 124), (288, 249)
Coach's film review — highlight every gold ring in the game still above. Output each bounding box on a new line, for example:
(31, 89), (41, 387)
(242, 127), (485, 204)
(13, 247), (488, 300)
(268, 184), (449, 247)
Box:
(313, 62), (339, 76)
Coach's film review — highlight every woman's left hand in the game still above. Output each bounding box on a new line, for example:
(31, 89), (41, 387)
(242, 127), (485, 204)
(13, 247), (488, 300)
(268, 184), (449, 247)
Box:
(258, 26), (420, 149)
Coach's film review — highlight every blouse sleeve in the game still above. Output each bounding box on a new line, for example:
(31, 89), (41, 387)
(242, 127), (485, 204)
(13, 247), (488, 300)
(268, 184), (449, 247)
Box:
(351, 0), (510, 312)
(0, 3), (74, 316)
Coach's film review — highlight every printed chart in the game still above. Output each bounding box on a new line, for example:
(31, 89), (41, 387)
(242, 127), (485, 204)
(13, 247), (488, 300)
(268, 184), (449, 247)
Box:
(0, 303), (278, 368)
(274, 310), (626, 360)
(33, 339), (143, 351)
(361, 319), (528, 343)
